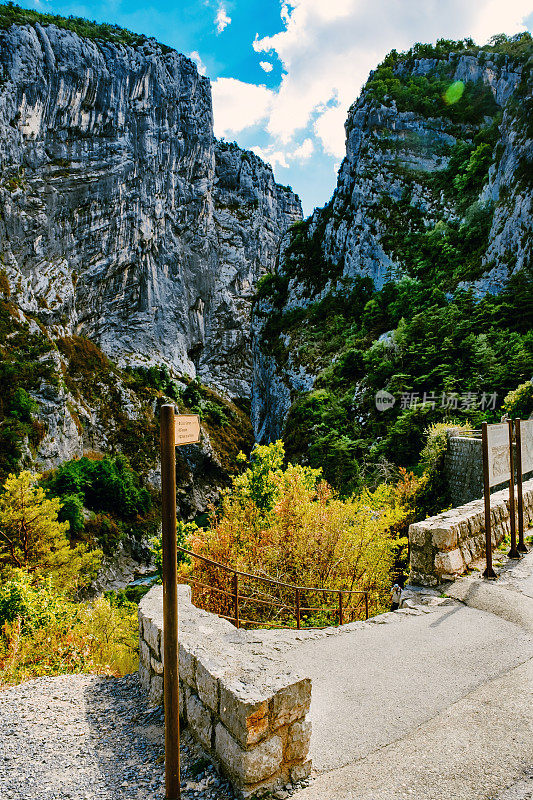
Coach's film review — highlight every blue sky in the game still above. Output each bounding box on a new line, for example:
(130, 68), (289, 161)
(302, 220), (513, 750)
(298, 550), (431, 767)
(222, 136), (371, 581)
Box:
(7, 0), (533, 215)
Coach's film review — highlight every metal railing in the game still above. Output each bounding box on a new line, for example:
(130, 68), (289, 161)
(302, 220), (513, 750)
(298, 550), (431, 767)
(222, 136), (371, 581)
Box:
(176, 545), (369, 629)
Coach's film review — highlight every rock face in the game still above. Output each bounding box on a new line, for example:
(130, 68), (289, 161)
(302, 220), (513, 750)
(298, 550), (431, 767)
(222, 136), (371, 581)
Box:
(0, 22), (301, 401)
(252, 45), (533, 442)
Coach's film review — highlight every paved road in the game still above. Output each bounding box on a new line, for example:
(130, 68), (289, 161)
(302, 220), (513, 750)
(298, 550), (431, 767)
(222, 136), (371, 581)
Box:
(283, 603), (533, 773)
(270, 550), (533, 799)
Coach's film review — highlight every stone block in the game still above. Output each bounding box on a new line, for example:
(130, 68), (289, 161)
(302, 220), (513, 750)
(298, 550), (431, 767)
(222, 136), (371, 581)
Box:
(151, 655), (163, 675)
(178, 641), (195, 686)
(284, 719), (312, 762)
(290, 760), (312, 783)
(147, 674), (163, 709)
(139, 638), (151, 668)
(179, 681), (185, 722)
(408, 523), (430, 547)
(215, 724), (283, 784)
(219, 685), (269, 747)
(186, 690), (213, 750)
(431, 526), (458, 551)
(143, 616), (160, 657)
(459, 543), (473, 566)
(271, 679), (311, 730)
(409, 549), (434, 572)
(138, 661), (151, 692)
(434, 548), (465, 576)
(196, 658), (221, 712)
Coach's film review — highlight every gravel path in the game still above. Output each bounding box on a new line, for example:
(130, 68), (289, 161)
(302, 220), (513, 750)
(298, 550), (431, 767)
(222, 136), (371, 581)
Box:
(0, 673), (237, 800)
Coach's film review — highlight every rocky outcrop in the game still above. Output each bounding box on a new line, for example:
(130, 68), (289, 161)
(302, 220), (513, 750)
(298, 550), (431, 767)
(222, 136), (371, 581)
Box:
(0, 22), (300, 401)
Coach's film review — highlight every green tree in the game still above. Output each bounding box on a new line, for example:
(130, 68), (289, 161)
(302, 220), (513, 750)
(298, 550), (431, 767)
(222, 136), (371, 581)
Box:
(0, 471), (100, 593)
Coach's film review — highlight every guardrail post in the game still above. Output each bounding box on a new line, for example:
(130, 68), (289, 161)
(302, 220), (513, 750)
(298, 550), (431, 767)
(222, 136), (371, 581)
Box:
(338, 591), (343, 626)
(233, 572), (240, 628)
(515, 419), (528, 553)
(295, 588), (301, 629)
(365, 592), (369, 620)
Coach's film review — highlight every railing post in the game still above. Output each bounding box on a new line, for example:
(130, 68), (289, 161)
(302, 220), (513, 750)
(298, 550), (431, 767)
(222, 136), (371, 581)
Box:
(295, 588), (300, 629)
(338, 591), (343, 626)
(508, 419), (520, 559)
(365, 592), (369, 620)
(233, 572), (239, 628)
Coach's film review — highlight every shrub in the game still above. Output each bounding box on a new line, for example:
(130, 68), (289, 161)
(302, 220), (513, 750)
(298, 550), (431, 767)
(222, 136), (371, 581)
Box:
(0, 570), (67, 632)
(503, 381), (533, 419)
(0, 593), (138, 686)
(182, 443), (407, 625)
(57, 493), (85, 537)
(45, 455), (151, 519)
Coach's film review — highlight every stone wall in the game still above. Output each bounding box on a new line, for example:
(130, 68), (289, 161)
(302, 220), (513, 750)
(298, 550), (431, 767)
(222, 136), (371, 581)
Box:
(446, 436), (484, 507)
(409, 478), (533, 586)
(138, 585), (312, 798)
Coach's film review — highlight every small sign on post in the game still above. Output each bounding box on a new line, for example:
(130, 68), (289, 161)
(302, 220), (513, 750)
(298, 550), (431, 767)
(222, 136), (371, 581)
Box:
(160, 407), (201, 800)
(175, 414), (201, 446)
(515, 418), (533, 554)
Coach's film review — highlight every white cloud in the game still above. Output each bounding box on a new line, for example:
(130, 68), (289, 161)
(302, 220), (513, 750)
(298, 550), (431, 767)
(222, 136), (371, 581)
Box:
(212, 0), (532, 212)
(188, 51), (207, 76)
(212, 78), (274, 136)
(252, 145), (290, 170)
(293, 137), (314, 160)
(215, 3), (231, 34)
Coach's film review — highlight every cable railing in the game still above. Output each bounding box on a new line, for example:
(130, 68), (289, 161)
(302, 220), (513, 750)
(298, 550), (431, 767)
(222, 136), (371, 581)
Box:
(176, 545), (369, 629)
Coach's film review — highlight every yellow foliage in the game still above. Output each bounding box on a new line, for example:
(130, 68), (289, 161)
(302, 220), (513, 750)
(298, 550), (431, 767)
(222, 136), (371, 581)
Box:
(184, 444), (407, 626)
(0, 471), (101, 594)
(0, 596), (138, 686)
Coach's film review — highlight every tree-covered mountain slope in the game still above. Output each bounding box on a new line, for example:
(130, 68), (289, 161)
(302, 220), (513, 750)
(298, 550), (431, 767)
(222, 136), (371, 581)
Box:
(252, 35), (533, 491)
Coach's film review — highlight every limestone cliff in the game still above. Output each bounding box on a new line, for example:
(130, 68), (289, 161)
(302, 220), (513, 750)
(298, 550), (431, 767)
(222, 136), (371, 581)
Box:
(253, 39), (533, 447)
(0, 17), (300, 528)
(0, 21), (301, 404)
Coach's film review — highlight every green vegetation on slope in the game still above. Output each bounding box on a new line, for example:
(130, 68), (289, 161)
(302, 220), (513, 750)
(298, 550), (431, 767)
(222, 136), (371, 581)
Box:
(256, 35), (533, 499)
(170, 441), (410, 626)
(0, 1), (171, 50)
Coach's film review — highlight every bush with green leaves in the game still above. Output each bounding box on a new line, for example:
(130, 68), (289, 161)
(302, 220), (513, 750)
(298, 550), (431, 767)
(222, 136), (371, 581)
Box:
(45, 455), (151, 519)
(151, 520), (194, 579)
(502, 381), (533, 419)
(0, 570), (69, 633)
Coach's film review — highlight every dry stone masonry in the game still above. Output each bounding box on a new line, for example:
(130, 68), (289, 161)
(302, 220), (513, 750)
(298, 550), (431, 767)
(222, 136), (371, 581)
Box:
(409, 478), (533, 585)
(138, 585), (312, 798)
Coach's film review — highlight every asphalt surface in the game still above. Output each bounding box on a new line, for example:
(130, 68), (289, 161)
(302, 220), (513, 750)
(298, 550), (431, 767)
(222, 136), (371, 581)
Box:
(282, 549), (533, 799)
(283, 603), (533, 773)
(295, 657), (533, 800)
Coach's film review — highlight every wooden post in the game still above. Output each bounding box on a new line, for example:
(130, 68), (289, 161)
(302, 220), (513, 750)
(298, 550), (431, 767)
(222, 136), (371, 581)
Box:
(482, 422), (497, 579)
(295, 588), (301, 629)
(365, 592), (369, 621)
(508, 419), (520, 559)
(233, 572), (240, 628)
(515, 419), (528, 553)
(338, 591), (343, 626)
(160, 404), (180, 800)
